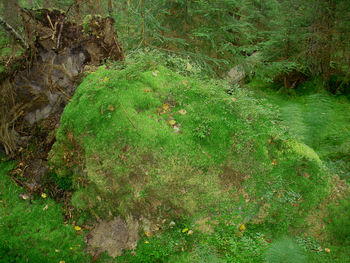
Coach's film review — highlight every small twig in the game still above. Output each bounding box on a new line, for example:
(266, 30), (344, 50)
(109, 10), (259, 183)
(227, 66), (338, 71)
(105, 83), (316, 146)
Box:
(47, 14), (55, 30)
(54, 85), (72, 102)
(5, 56), (13, 66)
(56, 22), (64, 49)
(198, 144), (211, 159)
(0, 15), (29, 49)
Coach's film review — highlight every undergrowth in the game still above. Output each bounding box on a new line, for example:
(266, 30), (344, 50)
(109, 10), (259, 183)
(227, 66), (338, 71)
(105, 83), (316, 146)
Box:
(0, 158), (89, 263)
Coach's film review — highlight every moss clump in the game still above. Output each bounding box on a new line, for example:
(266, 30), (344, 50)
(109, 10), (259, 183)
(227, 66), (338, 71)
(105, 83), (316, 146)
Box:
(50, 60), (331, 228)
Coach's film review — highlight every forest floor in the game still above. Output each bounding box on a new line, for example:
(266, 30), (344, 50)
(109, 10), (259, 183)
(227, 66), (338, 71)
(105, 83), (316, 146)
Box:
(0, 50), (349, 263)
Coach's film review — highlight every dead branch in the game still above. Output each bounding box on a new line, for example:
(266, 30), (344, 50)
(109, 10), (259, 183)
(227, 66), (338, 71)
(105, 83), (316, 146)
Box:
(0, 16), (29, 49)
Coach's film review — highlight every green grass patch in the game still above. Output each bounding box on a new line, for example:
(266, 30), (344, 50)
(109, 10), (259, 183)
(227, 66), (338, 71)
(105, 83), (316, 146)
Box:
(0, 159), (89, 262)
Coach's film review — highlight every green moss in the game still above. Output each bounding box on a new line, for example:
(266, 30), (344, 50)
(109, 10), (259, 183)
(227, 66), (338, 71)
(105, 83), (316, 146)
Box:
(0, 160), (89, 262)
(49, 58), (332, 237)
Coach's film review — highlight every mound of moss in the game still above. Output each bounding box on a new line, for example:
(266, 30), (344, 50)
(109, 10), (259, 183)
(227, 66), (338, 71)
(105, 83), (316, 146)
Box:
(49, 60), (331, 233)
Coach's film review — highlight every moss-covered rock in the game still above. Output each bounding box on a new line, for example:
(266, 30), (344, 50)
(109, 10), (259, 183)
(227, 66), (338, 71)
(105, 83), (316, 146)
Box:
(49, 61), (331, 229)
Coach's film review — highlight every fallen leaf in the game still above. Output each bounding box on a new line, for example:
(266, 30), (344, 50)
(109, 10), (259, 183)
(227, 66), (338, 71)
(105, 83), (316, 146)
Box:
(74, 226), (82, 231)
(267, 139), (272, 144)
(59, 261), (65, 263)
(96, 196), (102, 202)
(19, 193), (30, 200)
(145, 231), (152, 237)
(303, 172), (310, 179)
(163, 103), (169, 111)
(144, 241), (149, 244)
(55, 249), (60, 253)
(178, 109), (187, 115)
(41, 193), (47, 198)
(169, 120), (176, 126)
(325, 248), (331, 253)
(43, 204), (49, 210)
(144, 88), (151, 93)
(187, 230), (194, 235)
(239, 224), (246, 231)
(182, 228), (189, 233)
(272, 159), (277, 165)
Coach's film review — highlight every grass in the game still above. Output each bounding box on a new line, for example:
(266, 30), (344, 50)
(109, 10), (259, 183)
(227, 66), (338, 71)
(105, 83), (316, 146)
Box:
(0, 157), (89, 263)
(247, 79), (350, 182)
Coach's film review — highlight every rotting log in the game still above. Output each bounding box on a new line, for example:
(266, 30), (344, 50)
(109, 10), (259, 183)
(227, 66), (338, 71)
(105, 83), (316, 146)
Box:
(0, 8), (124, 156)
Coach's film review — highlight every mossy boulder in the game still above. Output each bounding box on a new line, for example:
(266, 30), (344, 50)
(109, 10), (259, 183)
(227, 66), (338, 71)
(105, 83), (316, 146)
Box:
(49, 61), (331, 227)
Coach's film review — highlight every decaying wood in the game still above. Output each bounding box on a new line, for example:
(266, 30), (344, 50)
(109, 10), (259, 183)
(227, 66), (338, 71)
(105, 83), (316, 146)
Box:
(0, 8), (124, 155)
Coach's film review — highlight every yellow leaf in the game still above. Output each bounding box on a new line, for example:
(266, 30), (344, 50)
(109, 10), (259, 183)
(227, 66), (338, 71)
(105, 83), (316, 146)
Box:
(239, 224), (246, 231)
(162, 104), (169, 111)
(182, 228), (188, 233)
(70, 247), (73, 250)
(55, 249), (60, 253)
(41, 193), (47, 198)
(74, 226), (82, 231)
(59, 261), (65, 263)
(169, 120), (176, 126)
(144, 241), (149, 244)
(178, 109), (187, 115)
